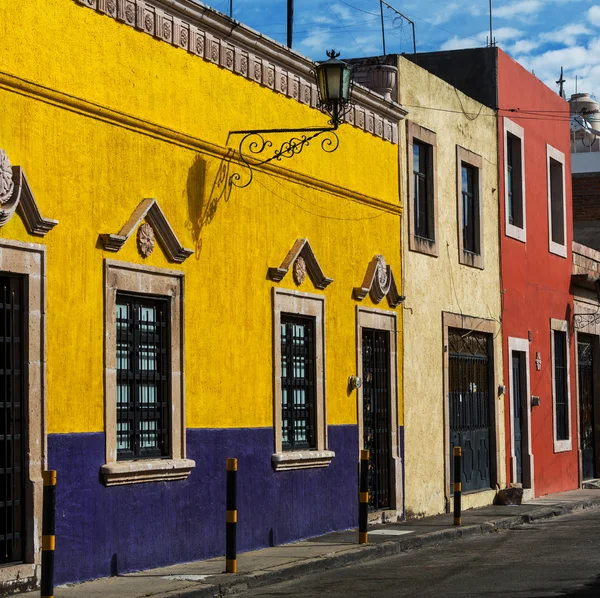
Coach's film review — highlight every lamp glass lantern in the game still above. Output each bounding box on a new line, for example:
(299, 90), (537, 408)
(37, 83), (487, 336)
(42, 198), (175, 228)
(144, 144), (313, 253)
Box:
(316, 50), (353, 125)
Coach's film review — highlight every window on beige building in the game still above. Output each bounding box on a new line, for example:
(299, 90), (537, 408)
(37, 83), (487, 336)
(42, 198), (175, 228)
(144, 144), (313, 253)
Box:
(407, 121), (438, 257)
(456, 146), (484, 269)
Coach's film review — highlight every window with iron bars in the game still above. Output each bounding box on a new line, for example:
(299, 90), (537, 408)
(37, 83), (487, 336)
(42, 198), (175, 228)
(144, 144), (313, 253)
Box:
(116, 293), (170, 460)
(280, 314), (316, 451)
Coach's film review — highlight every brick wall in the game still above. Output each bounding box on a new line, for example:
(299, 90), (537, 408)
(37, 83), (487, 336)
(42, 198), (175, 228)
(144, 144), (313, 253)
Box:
(573, 173), (600, 221)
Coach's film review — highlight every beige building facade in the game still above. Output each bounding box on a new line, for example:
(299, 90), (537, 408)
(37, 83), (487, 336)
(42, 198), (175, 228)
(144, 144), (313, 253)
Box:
(396, 56), (505, 516)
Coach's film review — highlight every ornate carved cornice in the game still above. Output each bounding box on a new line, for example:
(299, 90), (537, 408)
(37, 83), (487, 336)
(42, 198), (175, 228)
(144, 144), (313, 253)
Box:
(268, 238), (333, 289)
(100, 197), (193, 262)
(74, 0), (406, 144)
(353, 255), (404, 307)
(0, 150), (58, 236)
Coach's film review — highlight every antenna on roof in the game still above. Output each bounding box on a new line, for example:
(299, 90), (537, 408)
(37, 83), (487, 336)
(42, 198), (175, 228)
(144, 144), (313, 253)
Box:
(489, 0), (493, 47)
(287, 0), (294, 48)
(379, 1), (416, 56)
(229, 0), (232, 18)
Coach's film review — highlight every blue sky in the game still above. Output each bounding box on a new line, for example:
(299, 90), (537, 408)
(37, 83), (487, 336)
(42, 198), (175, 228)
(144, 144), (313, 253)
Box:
(200, 0), (599, 99)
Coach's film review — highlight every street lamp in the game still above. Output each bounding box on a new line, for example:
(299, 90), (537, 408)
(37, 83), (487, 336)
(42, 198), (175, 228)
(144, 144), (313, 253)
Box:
(316, 50), (353, 127)
(228, 50), (353, 188)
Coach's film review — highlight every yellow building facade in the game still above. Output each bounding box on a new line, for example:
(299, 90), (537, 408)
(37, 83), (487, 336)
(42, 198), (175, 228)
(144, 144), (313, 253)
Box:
(0, 0), (406, 590)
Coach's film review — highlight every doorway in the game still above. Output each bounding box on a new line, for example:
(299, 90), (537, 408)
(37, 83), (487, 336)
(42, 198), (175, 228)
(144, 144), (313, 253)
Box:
(362, 327), (392, 510)
(578, 334), (595, 481)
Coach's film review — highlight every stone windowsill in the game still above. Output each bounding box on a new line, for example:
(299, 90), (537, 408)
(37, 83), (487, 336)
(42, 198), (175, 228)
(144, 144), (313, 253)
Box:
(271, 450), (335, 471)
(101, 458), (195, 486)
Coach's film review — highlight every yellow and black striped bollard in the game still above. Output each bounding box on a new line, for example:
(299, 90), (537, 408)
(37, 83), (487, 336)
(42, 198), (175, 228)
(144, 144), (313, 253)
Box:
(41, 470), (57, 598)
(226, 458), (237, 573)
(453, 446), (462, 526)
(359, 449), (369, 544)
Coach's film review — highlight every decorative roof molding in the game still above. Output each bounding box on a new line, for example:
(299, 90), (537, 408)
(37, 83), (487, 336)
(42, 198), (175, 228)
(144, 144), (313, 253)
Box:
(0, 150), (58, 236)
(100, 198), (193, 263)
(268, 238), (333, 289)
(74, 0), (406, 144)
(353, 255), (404, 307)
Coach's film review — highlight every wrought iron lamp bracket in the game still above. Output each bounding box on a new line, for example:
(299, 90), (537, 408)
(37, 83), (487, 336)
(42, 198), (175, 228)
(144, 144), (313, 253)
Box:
(574, 310), (600, 330)
(227, 124), (340, 189)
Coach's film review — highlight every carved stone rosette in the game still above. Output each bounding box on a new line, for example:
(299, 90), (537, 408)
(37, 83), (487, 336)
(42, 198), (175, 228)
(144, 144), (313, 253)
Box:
(353, 254), (404, 307)
(137, 222), (155, 257)
(0, 150), (15, 205)
(293, 256), (307, 285)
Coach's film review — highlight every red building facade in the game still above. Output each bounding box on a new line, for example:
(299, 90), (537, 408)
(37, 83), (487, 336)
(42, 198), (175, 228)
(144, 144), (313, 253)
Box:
(410, 48), (579, 496)
(497, 50), (577, 496)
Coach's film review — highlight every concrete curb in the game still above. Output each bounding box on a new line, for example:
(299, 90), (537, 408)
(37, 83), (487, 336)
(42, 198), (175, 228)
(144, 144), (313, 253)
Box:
(141, 497), (600, 598)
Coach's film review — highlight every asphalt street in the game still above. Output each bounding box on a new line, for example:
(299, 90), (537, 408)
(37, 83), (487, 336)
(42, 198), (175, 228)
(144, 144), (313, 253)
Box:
(242, 507), (600, 597)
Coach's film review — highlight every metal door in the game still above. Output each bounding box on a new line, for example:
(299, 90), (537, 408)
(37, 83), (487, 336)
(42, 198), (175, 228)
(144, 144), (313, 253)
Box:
(362, 328), (391, 510)
(449, 329), (491, 493)
(578, 336), (595, 481)
(0, 275), (25, 565)
(512, 354), (523, 484)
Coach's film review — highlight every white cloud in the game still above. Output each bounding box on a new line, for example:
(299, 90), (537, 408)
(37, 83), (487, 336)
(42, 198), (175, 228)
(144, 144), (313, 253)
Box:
(439, 26), (523, 51)
(439, 36), (481, 51)
(494, 0), (544, 20)
(539, 23), (593, 46)
(515, 40), (600, 97)
(429, 3), (461, 26)
(511, 39), (541, 53)
(589, 6), (600, 26)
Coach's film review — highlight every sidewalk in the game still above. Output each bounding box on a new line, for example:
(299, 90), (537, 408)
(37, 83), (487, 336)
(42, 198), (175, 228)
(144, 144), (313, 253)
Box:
(31, 489), (600, 598)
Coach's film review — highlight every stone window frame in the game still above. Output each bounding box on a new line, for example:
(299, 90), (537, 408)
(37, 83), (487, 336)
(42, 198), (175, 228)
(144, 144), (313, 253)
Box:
(551, 318), (572, 453)
(407, 121), (439, 257)
(507, 336), (534, 495)
(0, 239), (46, 591)
(442, 312), (500, 507)
(456, 146), (484, 270)
(101, 259), (195, 486)
(503, 118), (527, 243)
(356, 306), (402, 515)
(547, 144), (567, 258)
(271, 287), (333, 471)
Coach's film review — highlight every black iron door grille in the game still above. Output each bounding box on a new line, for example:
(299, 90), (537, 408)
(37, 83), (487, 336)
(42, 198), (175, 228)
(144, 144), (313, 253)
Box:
(449, 329), (491, 493)
(116, 294), (170, 460)
(362, 328), (392, 511)
(1, 275), (25, 565)
(578, 337), (594, 480)
(280, 314), (316, 451)
(554, 331), (569, 442)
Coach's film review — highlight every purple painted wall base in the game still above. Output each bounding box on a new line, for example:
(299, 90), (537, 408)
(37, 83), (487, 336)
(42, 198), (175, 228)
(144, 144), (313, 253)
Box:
(48, 426), (365, 584)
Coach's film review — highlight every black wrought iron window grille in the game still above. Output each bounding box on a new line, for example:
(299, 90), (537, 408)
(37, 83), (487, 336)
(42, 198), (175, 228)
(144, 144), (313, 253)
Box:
(554, 330), (569, 441)
(461, 163), (479, 254)
(116, 293), (170, 461)
(413, 141), (431, 241)
(1, 275), (25, 565)
(280, 314), (316, 451)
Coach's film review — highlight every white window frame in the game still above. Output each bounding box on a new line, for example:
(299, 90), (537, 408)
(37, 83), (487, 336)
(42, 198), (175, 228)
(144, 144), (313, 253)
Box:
(101, 259), (195, 485)
(507, 336), (534, 494)
(504, 118), (526, 243)
(546, 144), (567, 258)
(272, 288), (334, 471)
(551, 318), (572, 452)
